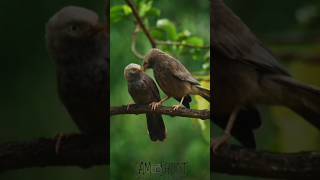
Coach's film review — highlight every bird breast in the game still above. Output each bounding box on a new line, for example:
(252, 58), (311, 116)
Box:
(128, 80), (156, 104)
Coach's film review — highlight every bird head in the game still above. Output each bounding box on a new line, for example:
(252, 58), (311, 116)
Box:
(124, 63), (143, 81)
(142, 48), (164, 71)
(46, 6), (106, 64)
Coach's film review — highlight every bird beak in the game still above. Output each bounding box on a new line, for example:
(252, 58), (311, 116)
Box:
(92, 23), (107, 35)
(142, 63), (148, 72)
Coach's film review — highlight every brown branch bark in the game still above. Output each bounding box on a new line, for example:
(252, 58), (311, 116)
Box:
(0, 134), (108, 172)
(212, 145), (320, 179)
(110, 104), (210, 120)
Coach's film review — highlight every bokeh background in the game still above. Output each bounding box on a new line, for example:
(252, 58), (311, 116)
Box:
(213, 0), (320, 179)
(110, 0), (210, 179)
(0, 0), (108, 179)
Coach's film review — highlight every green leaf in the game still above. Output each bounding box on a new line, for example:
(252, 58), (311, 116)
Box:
(156, 19), (177, 40)
(186, 37), (204, 47)
(122, 5), (132, 15)
(202, 62), (210, 70)
(145, 7), (161, 17)
(110, 5), (132, 23)
(177, 30), (191, 40)
(139, 1), (152, 17)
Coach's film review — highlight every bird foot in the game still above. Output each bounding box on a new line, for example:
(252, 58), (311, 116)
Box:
(172, 104), (183, 110)
(149, 101), (162, 110)
(211, 133), (231, 153)
(54, 133), (65, 154)
(126, 103), (134, 110)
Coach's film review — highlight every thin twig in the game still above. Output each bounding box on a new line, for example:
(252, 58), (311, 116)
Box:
(110, 104), (210, 120)
(157, 40), (210, 49)
(125, 0), (157, 48)
(131, 25), (145, 59)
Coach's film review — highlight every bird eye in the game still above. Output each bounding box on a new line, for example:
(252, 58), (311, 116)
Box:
(69, 24), (79, 32)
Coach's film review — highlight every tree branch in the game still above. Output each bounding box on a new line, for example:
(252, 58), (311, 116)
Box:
(125, 0), (157, 48)
(111, 104), (320, 178)
(110, 104), (210, 120)
(212, 145), (320, 179)
(0, 134), (108, 172)
(156, 40), (210, 49)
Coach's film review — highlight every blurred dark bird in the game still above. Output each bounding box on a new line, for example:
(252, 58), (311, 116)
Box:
(124, 63), (166, 141)
(46, 6), (108, 156)
(143, 48), (210, 110)
(212, 0), (320, 150)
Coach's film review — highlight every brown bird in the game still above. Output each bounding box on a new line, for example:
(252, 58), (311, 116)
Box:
(212, 0), (320, 150)
(46, 6), (108, 155)
(124, 63), (166, 141)
(143, 48), (210, 110)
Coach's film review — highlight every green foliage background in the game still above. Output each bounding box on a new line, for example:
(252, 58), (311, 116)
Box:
(0, 0), (107, 179)
(110, 0), (210, 179)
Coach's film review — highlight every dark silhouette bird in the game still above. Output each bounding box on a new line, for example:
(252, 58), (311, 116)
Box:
(124, 63), (166, 141)
(143, 48), (210, 110)
(46, 6), (108, 157)
(212, 0), (320, 150)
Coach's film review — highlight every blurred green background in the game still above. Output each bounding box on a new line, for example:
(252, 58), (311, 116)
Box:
(110, 0), (210, 179)
(0, 0), (108, 179)
(214, 0), (320, 179)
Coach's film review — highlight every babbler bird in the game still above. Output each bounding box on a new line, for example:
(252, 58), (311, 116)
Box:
(212, 0), (320, 150)
(143, 48), (210, 110)
(124, 63), (166, 141)
(46, 6), (108, 154)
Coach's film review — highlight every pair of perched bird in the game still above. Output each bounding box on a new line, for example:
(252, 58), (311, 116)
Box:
(46, 6), (210, 149)
(124, 49), (210, 141)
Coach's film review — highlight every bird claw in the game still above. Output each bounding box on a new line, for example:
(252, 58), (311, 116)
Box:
(127, 104), (131, 111)
(149, 101), (162, 110)
(172, 104), (182, 111)
(211, 134), (230, 153)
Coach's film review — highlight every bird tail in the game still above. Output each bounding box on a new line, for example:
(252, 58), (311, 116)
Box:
(196, 86), (211, 102)
(146, 113), (166, 141)
(265, 76), (320, 129)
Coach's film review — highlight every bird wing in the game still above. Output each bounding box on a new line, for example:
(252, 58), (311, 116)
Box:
(142, 73), (161, 101)
(212, 0), (289, 76)
(165, 55), (200, 85)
